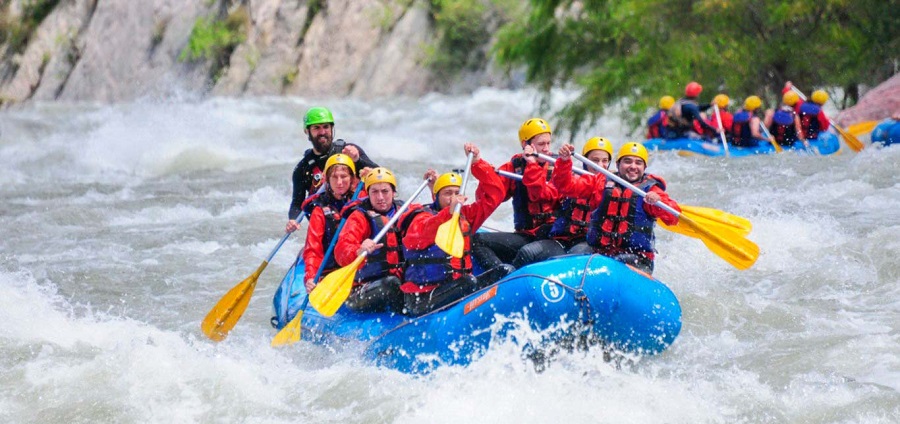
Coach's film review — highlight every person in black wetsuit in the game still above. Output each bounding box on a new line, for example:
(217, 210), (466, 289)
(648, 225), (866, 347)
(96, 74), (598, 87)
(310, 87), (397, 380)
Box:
(666, 81), (718, 139)
(285, 106), (379, 233)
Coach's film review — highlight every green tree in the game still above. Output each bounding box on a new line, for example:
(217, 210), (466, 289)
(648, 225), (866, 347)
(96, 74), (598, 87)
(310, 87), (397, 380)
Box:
(495, 0), (899, 136)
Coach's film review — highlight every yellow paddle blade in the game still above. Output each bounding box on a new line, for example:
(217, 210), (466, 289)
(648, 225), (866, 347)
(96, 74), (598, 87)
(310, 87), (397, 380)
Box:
(677, 150), (697, 157)
(201, 262), (266, 342)
(308, 255), (365, 317)
(659, 213), (750, 239)
(847, 120), (878, 137)
(435, 210), (464, 258)
(832, 124), (865, 152)
(680, 205), (752, 234)
(767, 136), (784, 153)
(680, 215), (759, 270)
(271, 309), (304, 347)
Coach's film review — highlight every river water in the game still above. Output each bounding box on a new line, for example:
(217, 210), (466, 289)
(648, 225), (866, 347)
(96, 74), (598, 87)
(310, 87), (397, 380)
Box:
(1, 90), (898, 423)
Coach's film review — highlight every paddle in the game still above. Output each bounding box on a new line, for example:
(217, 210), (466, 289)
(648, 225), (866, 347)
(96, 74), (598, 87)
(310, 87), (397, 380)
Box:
(535, 152), (589, 176)
(847, 120), (878, 137)
(572, 153), (759, 270)
(758, 121), (784, 153)
(496, 168), (751, 237)
(308, 178), (431, 317)
(201, 217), (301, 342)
(435, 152), (475, 258)
(713, 105), (731, 157)
(271, 181), (365, 347)
(790, 87), (864, 152)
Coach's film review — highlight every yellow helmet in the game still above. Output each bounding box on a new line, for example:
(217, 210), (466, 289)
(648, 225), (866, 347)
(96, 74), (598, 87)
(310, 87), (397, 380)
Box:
(744, 95), (762, 111)
(582, 137), (614, 158)
(518, 118), (552, 145)
(364, 167), (396, 191)
(811, 90), (828, 105)
(713, 94), (730, 108)
(617, 142), (649, 164)
(783, 91), (800, 106)
(432, 172), (462, 195)
(658, 96), (675, 110)
(323, 153), (356, 177)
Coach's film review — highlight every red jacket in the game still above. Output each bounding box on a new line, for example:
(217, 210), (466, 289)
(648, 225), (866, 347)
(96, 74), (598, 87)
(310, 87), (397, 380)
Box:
(302, 206), (332, 282)
(497, 154), (559, 235)
(403, 158), (506, 250)
(334, 201), (411, 280)
(552, 157), (680, 226)
(704, 111), (733, 138)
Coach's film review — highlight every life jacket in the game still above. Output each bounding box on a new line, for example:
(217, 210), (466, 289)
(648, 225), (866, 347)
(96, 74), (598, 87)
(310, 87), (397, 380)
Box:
(401, 205), (473, 291)
(730, 110), (757, 147)
(586, 174), (664, 257)
(549, 197), (592, 241)
(302, 139), (347, 195)
(770, 107), (798, 146)
(344, 198), (405, 284)
(666, 99), (694, 133)
(301, 191), (346, 275)
(797, 102), (823, 139)
(510, 155), (556, 233)
(646, 110), (668, 139)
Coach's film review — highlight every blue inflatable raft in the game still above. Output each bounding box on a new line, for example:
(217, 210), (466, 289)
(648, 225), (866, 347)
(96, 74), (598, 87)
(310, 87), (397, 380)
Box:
(272, 254), (682, 374)
(871, 119), (899, 146)
(643, 132), (840, 157)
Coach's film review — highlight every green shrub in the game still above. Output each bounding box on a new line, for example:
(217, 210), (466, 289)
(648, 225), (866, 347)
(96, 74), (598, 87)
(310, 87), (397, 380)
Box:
(428, 0), (489, 74)
(179, 7), (247, 82)
(1, 0), (61, 54)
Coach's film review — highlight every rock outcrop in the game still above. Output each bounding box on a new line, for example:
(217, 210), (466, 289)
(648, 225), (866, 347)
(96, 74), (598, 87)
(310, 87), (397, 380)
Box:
(837, 73), (900, 126)
(0, 0), (513, 105)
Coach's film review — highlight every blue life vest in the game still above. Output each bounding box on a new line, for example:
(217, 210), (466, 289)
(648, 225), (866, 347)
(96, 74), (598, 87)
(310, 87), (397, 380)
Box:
(798, 102), (823, 139)
(647, 110), (668, 139)
(402, 204), (472, 287)
(587, 175), (662, 255)
(770, 108), (798, 146)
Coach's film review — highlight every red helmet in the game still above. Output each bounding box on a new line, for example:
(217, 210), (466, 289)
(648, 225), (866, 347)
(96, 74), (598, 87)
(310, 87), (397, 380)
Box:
(685, 82), (703, 97)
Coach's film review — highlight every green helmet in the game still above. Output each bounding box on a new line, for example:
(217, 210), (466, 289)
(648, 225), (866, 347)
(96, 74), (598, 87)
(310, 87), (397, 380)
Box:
(304, 107), (334, 127)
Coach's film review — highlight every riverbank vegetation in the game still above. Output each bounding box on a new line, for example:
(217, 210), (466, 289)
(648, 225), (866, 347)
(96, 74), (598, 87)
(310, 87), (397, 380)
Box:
(494, 0), (899, 133)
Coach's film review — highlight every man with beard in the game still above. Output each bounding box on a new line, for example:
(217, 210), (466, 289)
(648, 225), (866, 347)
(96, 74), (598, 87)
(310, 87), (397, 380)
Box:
(552, 142), (680, 274)
(286, 107), (379, 233)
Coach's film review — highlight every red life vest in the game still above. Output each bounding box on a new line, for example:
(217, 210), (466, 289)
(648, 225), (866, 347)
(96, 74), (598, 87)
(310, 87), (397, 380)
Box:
(548, 197), (592, 241)
(646, 110), (668, 139)
(798, 102), (823, 139)
(511, 155), (556, 233)
(770, 107), (799, 146)
(344, 199), (406, 284)
(587, 175), (662, 257)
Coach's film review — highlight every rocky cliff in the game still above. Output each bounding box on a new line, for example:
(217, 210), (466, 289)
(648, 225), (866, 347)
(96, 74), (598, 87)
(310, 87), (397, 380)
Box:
(0, 0), (515, 105)
(837, 73), (900, 126)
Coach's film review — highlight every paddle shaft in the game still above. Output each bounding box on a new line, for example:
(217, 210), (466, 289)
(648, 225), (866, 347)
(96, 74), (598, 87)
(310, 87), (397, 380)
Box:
(713, 105), (731, 157)
(497, 169), (522, 181)
(536, 153), (590, 175)
(572, 153), (681, 219)
(290, 181), (365, 298)
(451, 152), (476, 214)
